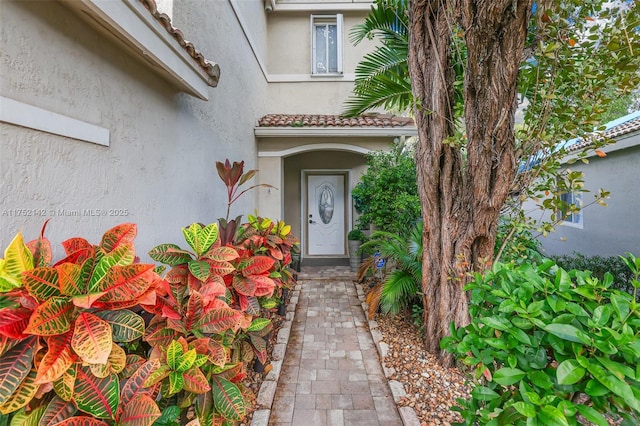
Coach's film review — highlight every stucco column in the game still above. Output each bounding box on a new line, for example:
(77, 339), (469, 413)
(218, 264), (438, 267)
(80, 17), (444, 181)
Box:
(257, 156), (283, 220)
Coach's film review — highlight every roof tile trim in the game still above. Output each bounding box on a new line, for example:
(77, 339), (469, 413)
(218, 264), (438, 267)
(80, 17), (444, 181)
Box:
(566, 116), (640, 153)
(258, 114), (415, 128)
(139, 0), (220, 87)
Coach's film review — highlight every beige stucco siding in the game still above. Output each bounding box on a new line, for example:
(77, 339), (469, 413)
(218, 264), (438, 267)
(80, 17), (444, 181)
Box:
(0, 0), (267, 260)
(529, 134), (640, 257)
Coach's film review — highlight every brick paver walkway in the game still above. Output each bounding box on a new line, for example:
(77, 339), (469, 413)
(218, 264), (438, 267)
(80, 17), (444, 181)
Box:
(268, 271), (402, 425)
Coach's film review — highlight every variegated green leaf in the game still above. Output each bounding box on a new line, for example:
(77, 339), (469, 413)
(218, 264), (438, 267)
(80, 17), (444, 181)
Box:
(168, 371), (183, 395)
(188, 260), (210, 282)
(72, 312), (113, 365)
(0, 336), (37, 405)
(53, 365), (76, 401)
(94, 310), (144, 343)
(8, 404), (46, 426)
(210, 376), (245, 421)
(246, 318), (271, 333)
(74, 366), (119, 420)
(182, 224), (201, 256)
(0, 367), (38, 414)
(24, 297), (73, 336)
(166, 340), (183, 371)
(22, 267), (60, 301)
(142, 364), (170, 388)
(175, 349), (197, 373)
(88, 244), (135, 293)
(197, 223), (219, 255)
(0, 233), (34, 291)
(148, 244), (193, 266)
(143, 321), (178, 348)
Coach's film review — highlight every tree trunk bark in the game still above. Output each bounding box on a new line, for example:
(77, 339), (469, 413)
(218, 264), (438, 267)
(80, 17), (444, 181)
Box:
(408, 0), (532, 366)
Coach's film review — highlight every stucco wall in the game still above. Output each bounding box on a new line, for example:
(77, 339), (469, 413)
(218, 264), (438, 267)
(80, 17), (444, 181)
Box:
(533, 137), (640, 257)
(0, 0), (267, 260)
(266, 10), (375, 114)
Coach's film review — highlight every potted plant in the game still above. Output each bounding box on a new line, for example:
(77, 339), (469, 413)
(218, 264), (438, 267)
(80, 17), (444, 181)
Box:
(347, 229), (367, 272)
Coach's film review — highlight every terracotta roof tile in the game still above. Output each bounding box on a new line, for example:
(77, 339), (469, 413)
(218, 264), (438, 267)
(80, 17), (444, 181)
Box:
(257, 114), (415, 128)
(566, 115), (640, 153)
(139, 0), (220, 87)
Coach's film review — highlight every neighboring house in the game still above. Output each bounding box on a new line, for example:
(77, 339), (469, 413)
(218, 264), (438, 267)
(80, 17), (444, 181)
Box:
(0, 0), (416, 264)
(532, 111), (640, 257)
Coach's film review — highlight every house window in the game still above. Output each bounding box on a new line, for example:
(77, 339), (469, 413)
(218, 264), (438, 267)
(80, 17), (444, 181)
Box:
(311, 14), (343, 75)
(559, 191), (583, 227)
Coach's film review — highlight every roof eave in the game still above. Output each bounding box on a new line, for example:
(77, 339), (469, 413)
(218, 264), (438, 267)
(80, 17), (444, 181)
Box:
(62, 0), (218, 100)
(254, 127), (418, 138)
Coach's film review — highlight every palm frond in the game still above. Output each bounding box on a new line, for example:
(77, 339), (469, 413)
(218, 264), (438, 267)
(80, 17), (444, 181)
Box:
(350, 0), (408, 46)
(342, 76), (413, 116)
(380, 270), (420, 315)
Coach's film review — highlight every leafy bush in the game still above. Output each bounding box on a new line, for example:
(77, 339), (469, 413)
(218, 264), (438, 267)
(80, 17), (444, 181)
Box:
(552, 252), (637, 298)
(347, 229), (367, 241)
(360, 221), (423, 317)
(352, 143), (420, 235)
(442, 254), (640, 426)
(0, 223), (163, 424)
(0, 159), (299, 425)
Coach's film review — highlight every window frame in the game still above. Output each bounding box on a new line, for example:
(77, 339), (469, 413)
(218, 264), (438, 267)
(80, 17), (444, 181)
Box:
(310, 14), (343, 76)
(558, 190), (584, 228)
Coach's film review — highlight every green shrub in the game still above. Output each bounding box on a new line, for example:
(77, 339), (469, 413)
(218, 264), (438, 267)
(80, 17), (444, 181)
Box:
(442, 254), (640, 426)
(553, 252), (637, 298)
(352, 143), (420, 235)
(347, 229), (367, 241)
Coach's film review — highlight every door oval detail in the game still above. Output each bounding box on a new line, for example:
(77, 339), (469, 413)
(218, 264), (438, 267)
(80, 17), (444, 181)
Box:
(318, 185), (334, 224)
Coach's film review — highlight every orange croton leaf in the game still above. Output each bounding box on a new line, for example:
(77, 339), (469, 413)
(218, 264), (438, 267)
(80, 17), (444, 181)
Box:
(595, 150), (607, 157)
(36, 332), (77, 384)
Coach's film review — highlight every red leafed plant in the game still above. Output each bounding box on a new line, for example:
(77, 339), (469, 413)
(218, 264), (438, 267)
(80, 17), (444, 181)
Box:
(0, 222), (162, 425)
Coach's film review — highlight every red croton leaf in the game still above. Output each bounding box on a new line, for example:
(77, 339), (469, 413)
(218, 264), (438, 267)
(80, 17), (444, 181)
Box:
(232, 276), (256, 297)
(26, 220), (52, 267)
(24, 297), (74, 336)
(185, 291), (204, 332)
(100, 223), (137, 254)
(249, 275), (276, 297)
(0, 307), (32, 339)
(60, 238), (92, 256)
(194, 308), (242, 334)
(241, 256), (275, 276)
(96, 264), (157, 303)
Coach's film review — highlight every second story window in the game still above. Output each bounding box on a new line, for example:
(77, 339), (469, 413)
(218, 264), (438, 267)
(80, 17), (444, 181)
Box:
(311, 14), (343, 75)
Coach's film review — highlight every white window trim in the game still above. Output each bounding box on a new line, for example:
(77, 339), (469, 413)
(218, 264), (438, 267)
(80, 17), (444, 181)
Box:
(310, 14), (343, 76)
(0, 97), (109, 146)
(61, 0), (215, 100)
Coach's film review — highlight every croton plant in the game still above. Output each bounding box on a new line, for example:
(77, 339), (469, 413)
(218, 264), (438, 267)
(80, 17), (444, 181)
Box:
(0, 217), (298, 425)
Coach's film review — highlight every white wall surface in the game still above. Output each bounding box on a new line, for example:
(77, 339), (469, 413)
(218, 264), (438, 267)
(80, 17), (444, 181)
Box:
(0, 0), (267, 261)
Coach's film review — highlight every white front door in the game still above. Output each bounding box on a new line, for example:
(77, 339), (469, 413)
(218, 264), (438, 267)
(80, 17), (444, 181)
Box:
(307, 175), (345, 256)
